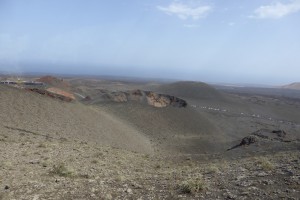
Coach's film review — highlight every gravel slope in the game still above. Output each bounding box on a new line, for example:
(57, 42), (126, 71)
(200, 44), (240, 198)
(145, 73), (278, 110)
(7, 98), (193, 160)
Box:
(0, 85), (153, 154)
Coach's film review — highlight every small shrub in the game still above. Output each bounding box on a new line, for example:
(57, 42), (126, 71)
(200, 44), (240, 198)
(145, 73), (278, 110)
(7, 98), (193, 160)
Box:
(115, 175), (126, 182)
(59, 137), (68, 142)
(78, 173), (89, 179)
(257, 157), (274, 171)
(50, 163), (75, 177)
(41, 162), (48, 168)
(37, 143), (47, 148)
(91, 159), (98, 164)
(205, 164), (219, 174)
(1, 162), (13, 170)
(179, 177), (206, 194)
(94, 152), (104, 158)
(155, 164), (161, 169)
(41, 159), (51, 167)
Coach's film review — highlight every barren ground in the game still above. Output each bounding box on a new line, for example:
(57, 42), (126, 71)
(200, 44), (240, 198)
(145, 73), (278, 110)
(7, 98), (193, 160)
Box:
(0, 77), (299, 199)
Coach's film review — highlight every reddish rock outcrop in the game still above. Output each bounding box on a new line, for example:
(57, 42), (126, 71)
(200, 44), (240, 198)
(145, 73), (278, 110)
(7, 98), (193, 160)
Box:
(26, 88), (75, 102)
(93, 89), (187, 108)
(146, 92), (171, 108)
(46, 87), (75, 101)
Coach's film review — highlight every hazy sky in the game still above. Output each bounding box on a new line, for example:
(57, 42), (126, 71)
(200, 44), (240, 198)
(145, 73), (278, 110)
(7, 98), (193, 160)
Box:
(0, 0), (300, 84)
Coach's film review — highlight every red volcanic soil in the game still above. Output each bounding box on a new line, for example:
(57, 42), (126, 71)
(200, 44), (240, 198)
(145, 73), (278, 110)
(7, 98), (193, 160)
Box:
(26, 87), (75, 102)
(46, 87), (75, 100)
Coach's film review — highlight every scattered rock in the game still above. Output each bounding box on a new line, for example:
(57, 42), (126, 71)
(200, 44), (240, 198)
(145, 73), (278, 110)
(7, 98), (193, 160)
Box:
(125, 188), (133, 194)
(29, 159), (40, 164)
(131, 182), (143, 189)
(227, 129), (293, 151)
(240, 135), (257, 146)
(83, 95), (91, 101)
(257, 172), (268, 177)
(282, 169), (294, 176)
(227, 136), (258, 150)
(262, 180), (274, 185)
(253, 129), (288, 141)
(224, 190), (236, 199)
(272, 130), (286, 138)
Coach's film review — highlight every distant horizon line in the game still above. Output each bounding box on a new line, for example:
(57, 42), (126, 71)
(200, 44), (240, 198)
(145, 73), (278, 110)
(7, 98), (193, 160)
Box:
(0, 70), (298, 88)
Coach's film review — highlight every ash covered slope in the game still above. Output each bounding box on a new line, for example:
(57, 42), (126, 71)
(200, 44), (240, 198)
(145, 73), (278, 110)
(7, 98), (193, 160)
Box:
(109, 80), (300, 155)
(104, 103), (225, 154)
(0, 85), (153, 154)
(89, 83), (225, 154)
(65, 79), (226, 154)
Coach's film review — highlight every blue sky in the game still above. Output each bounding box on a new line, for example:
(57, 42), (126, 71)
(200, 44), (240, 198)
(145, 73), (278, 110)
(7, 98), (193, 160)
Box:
(0, 0), (300, 85)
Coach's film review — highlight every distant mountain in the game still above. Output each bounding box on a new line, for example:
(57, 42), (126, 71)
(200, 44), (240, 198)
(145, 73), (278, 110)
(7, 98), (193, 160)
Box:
(282, 82), (300, 90)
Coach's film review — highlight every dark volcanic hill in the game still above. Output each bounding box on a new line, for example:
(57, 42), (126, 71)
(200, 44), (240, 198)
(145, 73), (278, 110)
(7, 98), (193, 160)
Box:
(152, 81), (225, 101)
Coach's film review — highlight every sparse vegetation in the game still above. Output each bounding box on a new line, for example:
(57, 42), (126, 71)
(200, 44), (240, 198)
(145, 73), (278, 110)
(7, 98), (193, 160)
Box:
(94, 152), (104, 158)
(179, 177), (207, 194)
(257, 157), (275, 171)
(205, 164), (219, 174)
(115, 175), (126, 182)
(41, 161), (49, 168)
(91, 159), (98, 164)
(1, 161), (13, 170)
(37, 143), (47, 148)
(50, 163), (75, 177)
(154, 164), (161, 169)
(0, 77), (299, 199)
(143, 154), (150, 159)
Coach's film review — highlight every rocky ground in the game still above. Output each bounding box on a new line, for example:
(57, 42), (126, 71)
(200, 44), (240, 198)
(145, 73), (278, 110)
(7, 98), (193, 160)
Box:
(0, 129), (299, 199)
(1, 78), (300, 199)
